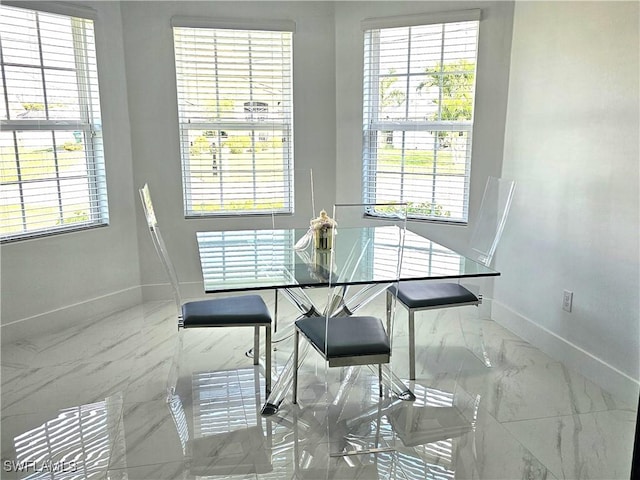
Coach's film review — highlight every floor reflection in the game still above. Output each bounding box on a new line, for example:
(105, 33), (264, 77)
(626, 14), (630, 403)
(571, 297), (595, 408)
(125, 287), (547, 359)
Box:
(168, 368), (272, 477)
(3, 300), (632, 478)
(0, 353), (546, 480)
(165, 362), (483, 479)
(9, 393), (126, 479)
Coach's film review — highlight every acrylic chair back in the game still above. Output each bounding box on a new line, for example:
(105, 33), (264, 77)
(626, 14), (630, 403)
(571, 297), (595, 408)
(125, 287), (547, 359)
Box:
(139, 184), (183, 312)
(323, 203), (408, 355)
(322, 203), (407, 458)
(269, 168), (316, 231)
(468, 176), (516, 267)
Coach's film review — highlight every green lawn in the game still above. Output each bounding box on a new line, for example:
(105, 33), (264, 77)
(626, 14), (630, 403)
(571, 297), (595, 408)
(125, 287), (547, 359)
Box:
(377, 147), (466, 175)
(1, 146), (87, 183)
(186, 148), (290, 174)
(191, 200), (285, 213)
(187, 146), (466, 179)
(1, 146), (91, 235)
(0, 204), (89, 235)
(1, 145), (463, 230)
(186, 149), (289, 213)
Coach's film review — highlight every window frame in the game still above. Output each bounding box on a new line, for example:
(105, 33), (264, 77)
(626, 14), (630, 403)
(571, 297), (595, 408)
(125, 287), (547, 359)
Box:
(171, 18), (295, 218)
(361, 10), (481, 224)
(0, 3), (108, 243)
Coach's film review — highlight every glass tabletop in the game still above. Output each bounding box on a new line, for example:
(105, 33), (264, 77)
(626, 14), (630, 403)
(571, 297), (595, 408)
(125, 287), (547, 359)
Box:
(196, 226), (498, 293)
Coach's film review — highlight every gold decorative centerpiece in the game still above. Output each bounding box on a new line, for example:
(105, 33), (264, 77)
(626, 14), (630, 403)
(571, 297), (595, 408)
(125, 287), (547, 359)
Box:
(311, 210), (336, 250)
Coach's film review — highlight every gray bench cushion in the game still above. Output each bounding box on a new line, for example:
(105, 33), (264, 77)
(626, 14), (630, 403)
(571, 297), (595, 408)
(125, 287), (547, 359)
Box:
(295, 316), (390, 359)
(390, 282), (479, 309)
(182, 294), (271, 328)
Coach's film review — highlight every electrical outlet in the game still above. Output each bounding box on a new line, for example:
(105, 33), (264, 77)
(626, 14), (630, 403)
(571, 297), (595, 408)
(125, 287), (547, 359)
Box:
(562, 290), (573, 312)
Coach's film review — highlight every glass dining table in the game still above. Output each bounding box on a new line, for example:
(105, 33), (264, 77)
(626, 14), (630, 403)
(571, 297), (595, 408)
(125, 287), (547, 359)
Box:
(196, 225), (498, 415)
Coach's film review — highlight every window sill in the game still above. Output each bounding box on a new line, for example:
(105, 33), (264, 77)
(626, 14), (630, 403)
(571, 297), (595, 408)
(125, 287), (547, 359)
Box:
(1, 223), (109, 244)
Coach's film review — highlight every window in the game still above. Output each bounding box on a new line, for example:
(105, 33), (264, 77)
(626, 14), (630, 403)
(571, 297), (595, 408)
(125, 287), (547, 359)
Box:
(172, 21), (293, 216)
(362, 11), (480, 223)
(0, 5), (108, 242)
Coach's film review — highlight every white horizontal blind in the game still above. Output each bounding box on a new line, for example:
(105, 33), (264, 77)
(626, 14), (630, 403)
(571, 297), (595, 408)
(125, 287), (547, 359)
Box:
(0, 5), (108, 241)
(363, 18), (479, 223)
(173, 26), (293, 216)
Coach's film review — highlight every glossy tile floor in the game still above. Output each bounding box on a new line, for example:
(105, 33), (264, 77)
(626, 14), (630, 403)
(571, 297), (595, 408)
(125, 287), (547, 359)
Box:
(1, 291), (636, 479)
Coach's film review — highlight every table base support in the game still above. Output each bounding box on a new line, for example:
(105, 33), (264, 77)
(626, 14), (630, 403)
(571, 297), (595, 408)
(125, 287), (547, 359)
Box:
(261, 346), (414, 416)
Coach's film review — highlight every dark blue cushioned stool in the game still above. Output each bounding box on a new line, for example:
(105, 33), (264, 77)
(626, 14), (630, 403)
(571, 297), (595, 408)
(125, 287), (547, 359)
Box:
(293, 315), (391, 404)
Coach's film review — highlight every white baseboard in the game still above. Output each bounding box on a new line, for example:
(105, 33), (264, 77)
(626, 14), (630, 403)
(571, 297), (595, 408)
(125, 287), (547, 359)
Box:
(491, 299), (640, 403)
(1, 286), (142, 345)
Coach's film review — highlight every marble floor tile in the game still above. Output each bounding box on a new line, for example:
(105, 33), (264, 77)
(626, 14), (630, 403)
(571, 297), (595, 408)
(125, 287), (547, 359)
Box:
(1, 392), (127, 480)
(271, 363), (554, 480)
(393, 307), (633, 423)
(1, 296), (636, 480)
(105, 461), (190, 480)
(502, 409), (636, 480)
(0, 340), (38, 369)
(122, 352), (173, 404)
(479, 361), (630, 422)
(2, 304), (148, 369)
(1, 408), (89, 462)
(1, 360), (132, 417)
(112, 399), (186, 468)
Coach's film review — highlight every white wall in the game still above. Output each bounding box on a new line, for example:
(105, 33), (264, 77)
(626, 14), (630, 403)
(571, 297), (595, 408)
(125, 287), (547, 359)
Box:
(494, 1), (640, 398)
(119, 1), (337, 297)
(334, 1), (515, 259)
(0, 1), (140, 332)
(0, 0), (516, 330)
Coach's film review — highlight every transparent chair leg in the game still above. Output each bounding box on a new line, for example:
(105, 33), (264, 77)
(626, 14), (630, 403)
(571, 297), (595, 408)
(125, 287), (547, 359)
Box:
(459, 309), (492, 368)
(262, 341), (312, 415)
(328, 366), (397, 457)
(330, 365), (360, 408)
(367, 363), (415, 401)
(166, 328), (184, 401)
(330, 403), (395, 457)
(261, 288), (324, 415)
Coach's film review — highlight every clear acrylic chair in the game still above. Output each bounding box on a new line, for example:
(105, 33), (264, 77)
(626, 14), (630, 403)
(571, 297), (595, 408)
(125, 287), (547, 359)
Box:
(139, 184), (272, 399)
(387, 176), (516, 378)
(292, 202), (408, 457)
